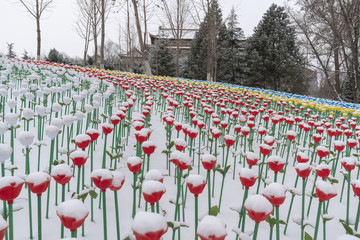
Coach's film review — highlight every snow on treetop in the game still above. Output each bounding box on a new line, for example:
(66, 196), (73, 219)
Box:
(186, 174), (206, 187)
(142, 180), (165, 194)
(174, 138), (188, 147)
(244, 195), (273, 214)
(45, 125), (60, 139)
(266, 156), (285, 164)
(315, 180), (337, 195)
(51, 164), (72, 177)
(132, 211), (167, 235)
(263, 183), (287, 198)
(111, 171), (125, 188)
(0, 176), (24, 189)
(0, 144), (12, 163)
(27, 172), (50, 186)
(239, 168), (257, 179)
(69, 150), (88, 159)
(340, 157), (357, 165)
(333, 140), (346, 147)
(127, 156), (143, 166)
(197, 215), (227, 238)
(90, 169), (113, 180)
(245, 152), (259, 160)
(17, 131), (35, 147)
(145, 169), (163, 182)
(74, 134), (91, 143)
(57, 199), (89, 221)
(201, 154), (217, 163)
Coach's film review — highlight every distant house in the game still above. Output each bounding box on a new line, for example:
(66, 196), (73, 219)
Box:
(147, 27), (198, 54)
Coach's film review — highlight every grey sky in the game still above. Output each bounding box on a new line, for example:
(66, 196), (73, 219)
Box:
(0, 0), (286, 58)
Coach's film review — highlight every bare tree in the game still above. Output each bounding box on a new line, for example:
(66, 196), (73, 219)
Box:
(158, 0), (194, 76)
(131, 0), (152, 75)
(96, 0), (113, 69)
(18, 0), (54, 60)
(76, 0), (94, 67)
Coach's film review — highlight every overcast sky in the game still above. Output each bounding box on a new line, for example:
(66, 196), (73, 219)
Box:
(0, 0), (286, 58)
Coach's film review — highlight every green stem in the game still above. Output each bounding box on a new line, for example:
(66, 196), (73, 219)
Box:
(313, 201), (323, 240)
(77, 167), (81, 194)
(114, 191), (120, 240)
(207, 171), (211, 214)
(8, 203), (13, 240)
(102, 135), (108, 168)
(37, 195), (42, 240)
(301, 179), (305, 240)
(346, 170), (351, 225)
(132, 173), (137, 218)
(71, 230), (77, 238)
(195, 196), (198, 240)
(276, 207), (280, 240)
(102, 191), (107, 240)
(253, 222), (259, 240)
(61, 185), (65, 238)
(355, 199), (360, 231)
(28, 187), (33, 239)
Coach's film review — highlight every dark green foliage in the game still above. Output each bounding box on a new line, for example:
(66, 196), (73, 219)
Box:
(341, 74), (354, 102)
(217, 7), (246, 85)
(150, 39), (175, 77)
(6, 43), (16, 59)
(246, 4), (308, 94)
(46, 48), (63, 63)
(188, 0), (223, 81)
(22, 50), (31, 60)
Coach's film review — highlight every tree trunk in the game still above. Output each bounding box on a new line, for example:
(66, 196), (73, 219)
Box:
(100, 0), (105, 69)
(93, 0), (98, 67)
(131, 0), (151, 75)
(36, 0), (41, 60)
(334, 41), (341, 94)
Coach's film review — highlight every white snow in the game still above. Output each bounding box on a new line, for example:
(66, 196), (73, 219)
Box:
(69, 150), (89, 159)
(315, 180), (337, 195)
(0, 176), (25, 190)
(200, 154), (217, 163)
(17, 131), (35, 147)
(197, 215), (227, 238)
(145, 169), (163, 182)
(45, 125), (60, 139)
(238, 168), (258, 179)
(263, 182), (287, 198)
(0, 144), (12, 163)
(74, 134), (91, 143)
(266, 155), (285, 164)
(90, 169), (113, 180)
(142, 180), (166, 194)
(5, 113), (19, 126)
(27, 172), (51, 186)
(57, 199), (89, 221)
(186, 174), (206, 187)
(51, 164), (73, 178)
(127, 156), (143, 166)
(244, 195), (273, 214)
(132, 211), (167, 235)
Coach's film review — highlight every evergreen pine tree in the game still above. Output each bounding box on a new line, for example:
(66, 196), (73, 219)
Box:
(341, 74), (354, 102)
(6, 43), (16, 59)
(246, 4), (307, 94)
(188, 0), (223, 81)
(22, 50), (30, 60)
(150, 39), (175, 77)
(217, 7), (246, 85)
